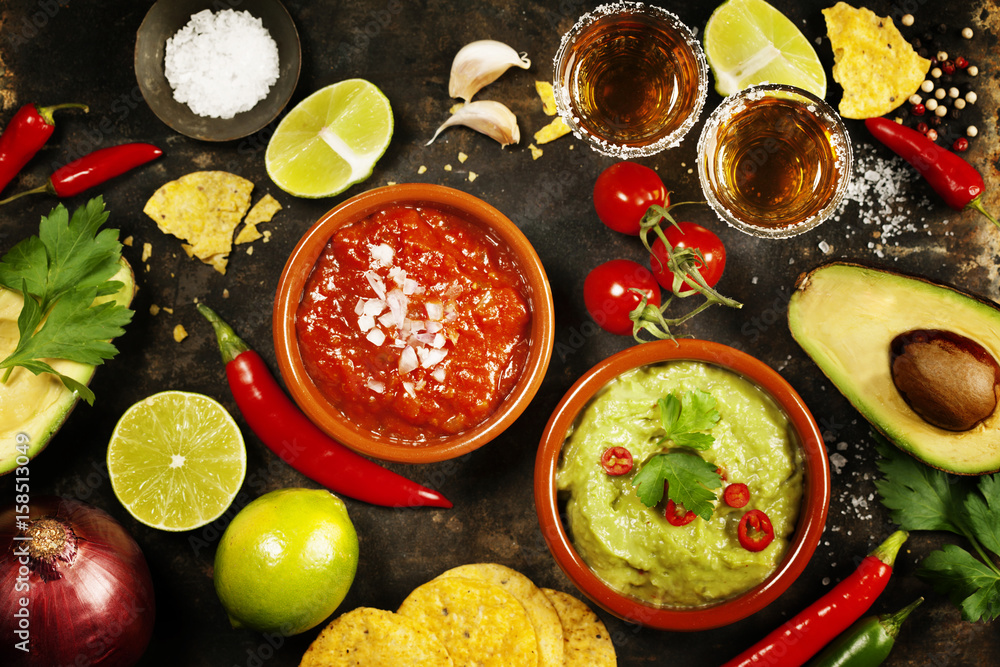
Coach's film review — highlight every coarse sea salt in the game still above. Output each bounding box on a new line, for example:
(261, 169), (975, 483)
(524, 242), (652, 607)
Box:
(164, 9), (280, 120)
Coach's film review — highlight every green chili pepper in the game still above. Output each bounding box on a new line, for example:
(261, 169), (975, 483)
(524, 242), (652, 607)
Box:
(807, 597), (923, 667)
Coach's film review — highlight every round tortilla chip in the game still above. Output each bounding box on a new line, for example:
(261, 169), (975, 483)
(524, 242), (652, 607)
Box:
(299, 607), (453, 667)
(540, 588), (617, 667)
(434, 563), (564, 667)
(398, 577), (538, 667)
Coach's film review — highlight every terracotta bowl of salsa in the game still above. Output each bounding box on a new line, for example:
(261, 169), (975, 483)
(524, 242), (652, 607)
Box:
(534, 339), (830, 631)
(274, 183), (554, 463)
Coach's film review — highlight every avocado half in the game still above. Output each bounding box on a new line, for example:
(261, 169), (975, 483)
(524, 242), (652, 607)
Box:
(0, 258), (135, 475)
(788, 262), (1000, 475)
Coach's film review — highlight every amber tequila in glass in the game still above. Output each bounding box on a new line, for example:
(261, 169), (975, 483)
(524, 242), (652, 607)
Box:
(698, 84), (852, 238)
(553, 2), (708, 158)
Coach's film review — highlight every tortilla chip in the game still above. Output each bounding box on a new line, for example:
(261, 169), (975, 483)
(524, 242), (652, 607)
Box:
(822, 2), (930, 119)
(540, 588), (616, 667)
(234, 224), (262, 245)
(143, 171), (253, 274)
(435, 564), (564, 667)
(397, 577), (537, 667)
(300, 607), (454, 667)
(534, 117), (571, 145)
(535, 81), (558, 116)
(245, 193), (282, 225)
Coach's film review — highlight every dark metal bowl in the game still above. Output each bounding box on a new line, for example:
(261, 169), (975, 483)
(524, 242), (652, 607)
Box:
(135, 0), (301, 142)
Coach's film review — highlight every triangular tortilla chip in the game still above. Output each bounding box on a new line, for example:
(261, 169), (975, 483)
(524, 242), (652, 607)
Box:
(823, 2), (930, 119)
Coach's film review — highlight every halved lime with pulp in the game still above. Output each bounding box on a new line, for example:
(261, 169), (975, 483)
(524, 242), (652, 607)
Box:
(107, 390), (246, 531)
(265, 78), (394, 198)
(704, 0), (827, 98)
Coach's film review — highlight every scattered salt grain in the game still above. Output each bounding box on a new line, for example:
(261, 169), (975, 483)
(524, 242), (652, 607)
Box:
(164, 9), (280, 119)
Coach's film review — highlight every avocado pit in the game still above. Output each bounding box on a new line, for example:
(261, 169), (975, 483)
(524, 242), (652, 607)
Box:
(890, 329), (1000, 431)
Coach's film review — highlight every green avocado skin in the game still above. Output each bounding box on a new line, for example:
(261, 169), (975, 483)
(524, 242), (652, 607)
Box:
(787, 262), (1000, 476)
(0, 259), (135, 476)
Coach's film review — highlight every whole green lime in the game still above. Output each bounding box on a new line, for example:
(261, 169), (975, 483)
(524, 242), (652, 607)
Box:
(213, 488), (359, 636)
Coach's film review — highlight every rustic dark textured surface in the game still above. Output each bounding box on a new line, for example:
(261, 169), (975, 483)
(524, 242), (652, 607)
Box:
(0, 0), (997, 665)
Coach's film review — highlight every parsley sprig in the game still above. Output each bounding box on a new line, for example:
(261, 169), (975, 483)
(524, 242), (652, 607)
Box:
(632, 390), (723, 520)
(875, 437), (1000, 622)
(0, 197), (133, 404)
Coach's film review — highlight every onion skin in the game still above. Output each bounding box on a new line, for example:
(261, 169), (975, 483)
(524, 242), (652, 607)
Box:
(0, 496), (155, 667)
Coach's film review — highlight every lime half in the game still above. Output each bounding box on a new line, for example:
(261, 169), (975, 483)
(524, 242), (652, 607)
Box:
(108, 391), (246, 532)
(704, 0), (827, 98)
(265, 78), (393, 198)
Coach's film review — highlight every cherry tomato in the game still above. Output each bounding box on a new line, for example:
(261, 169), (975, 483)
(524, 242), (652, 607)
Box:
(650, 222), (726, 293)
(593, 162), (669, 235)
(584, 259), (661, 336)
(601, 446), (633, 475)
(723, 482), (750, 508)
(665, 499), (696, 526)
(737, 509), (775, 552)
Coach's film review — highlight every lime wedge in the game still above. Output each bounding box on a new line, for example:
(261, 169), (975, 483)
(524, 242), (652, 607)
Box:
(704, 0), (827, 98)
(265, 79), (394, 198)
(108, 391), (246, 532)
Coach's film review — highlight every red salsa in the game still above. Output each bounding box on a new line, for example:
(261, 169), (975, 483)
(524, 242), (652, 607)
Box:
(296, 205), (532, 442)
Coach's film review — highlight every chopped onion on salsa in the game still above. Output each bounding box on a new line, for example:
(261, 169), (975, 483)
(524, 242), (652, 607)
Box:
(296, 205), (531, 441)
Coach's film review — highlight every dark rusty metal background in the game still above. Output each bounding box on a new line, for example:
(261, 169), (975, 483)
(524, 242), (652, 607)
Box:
(0, 0), (997, 665)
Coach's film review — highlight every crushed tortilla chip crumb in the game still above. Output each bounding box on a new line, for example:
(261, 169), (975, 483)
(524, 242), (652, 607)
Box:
(173, 324), (188, 342)
(123, 236), (133, 247)
(235, 223), (263, 245)
(163, 306), (174, 314)
(535, 81), (558, 116)
(534, 117), (571, 145)
(529, 144), (543, 160)
(246, 246), (254, 255)
(223, 289), (230, 299)
(150, 304), (160, 316)
(458, 152), (468, 163)
(469, 172), (478, 182)
(141, 243), (152, 262)
(245, 193), (281, 225)
(418, 165), (427, 174)
(444, 164), (452, 171)
(263, 230), (272, 243)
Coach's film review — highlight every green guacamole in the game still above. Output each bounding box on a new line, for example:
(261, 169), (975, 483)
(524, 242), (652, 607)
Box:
(556, 361), (803, 608)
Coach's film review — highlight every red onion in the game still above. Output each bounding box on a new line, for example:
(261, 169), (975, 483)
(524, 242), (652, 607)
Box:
(0, 496), (155, 667)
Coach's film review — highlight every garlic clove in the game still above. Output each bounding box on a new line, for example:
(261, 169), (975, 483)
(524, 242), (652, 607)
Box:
(449, 40), (531, 102)
(427, 101), (520, 147)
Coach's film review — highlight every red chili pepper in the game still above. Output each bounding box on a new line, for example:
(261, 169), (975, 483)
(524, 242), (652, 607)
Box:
(600, 446), (633, 475)
(721, 530), (909, 667)
(723, 482), (750, 508)
(737, 509), (774, 551)
(0, 142), (162, 205)
(0, 102), (88, 195)
(866, 117), (998, 229)
(664, 499), (695, 526)
(197, 303), (452, 509)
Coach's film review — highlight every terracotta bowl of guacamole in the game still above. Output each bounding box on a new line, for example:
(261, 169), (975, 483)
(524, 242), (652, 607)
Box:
(533, 339), (830, 631)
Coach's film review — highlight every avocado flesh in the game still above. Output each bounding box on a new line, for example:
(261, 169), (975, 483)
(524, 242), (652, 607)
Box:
(788, 262), (1000, 475)
(0, 259), (135, 475)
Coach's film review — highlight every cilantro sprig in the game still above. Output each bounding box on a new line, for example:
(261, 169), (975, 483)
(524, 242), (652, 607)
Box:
(875, 437), (1000, 622)
(632, 389), (723, 520)
(0, 197), (133, 404)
